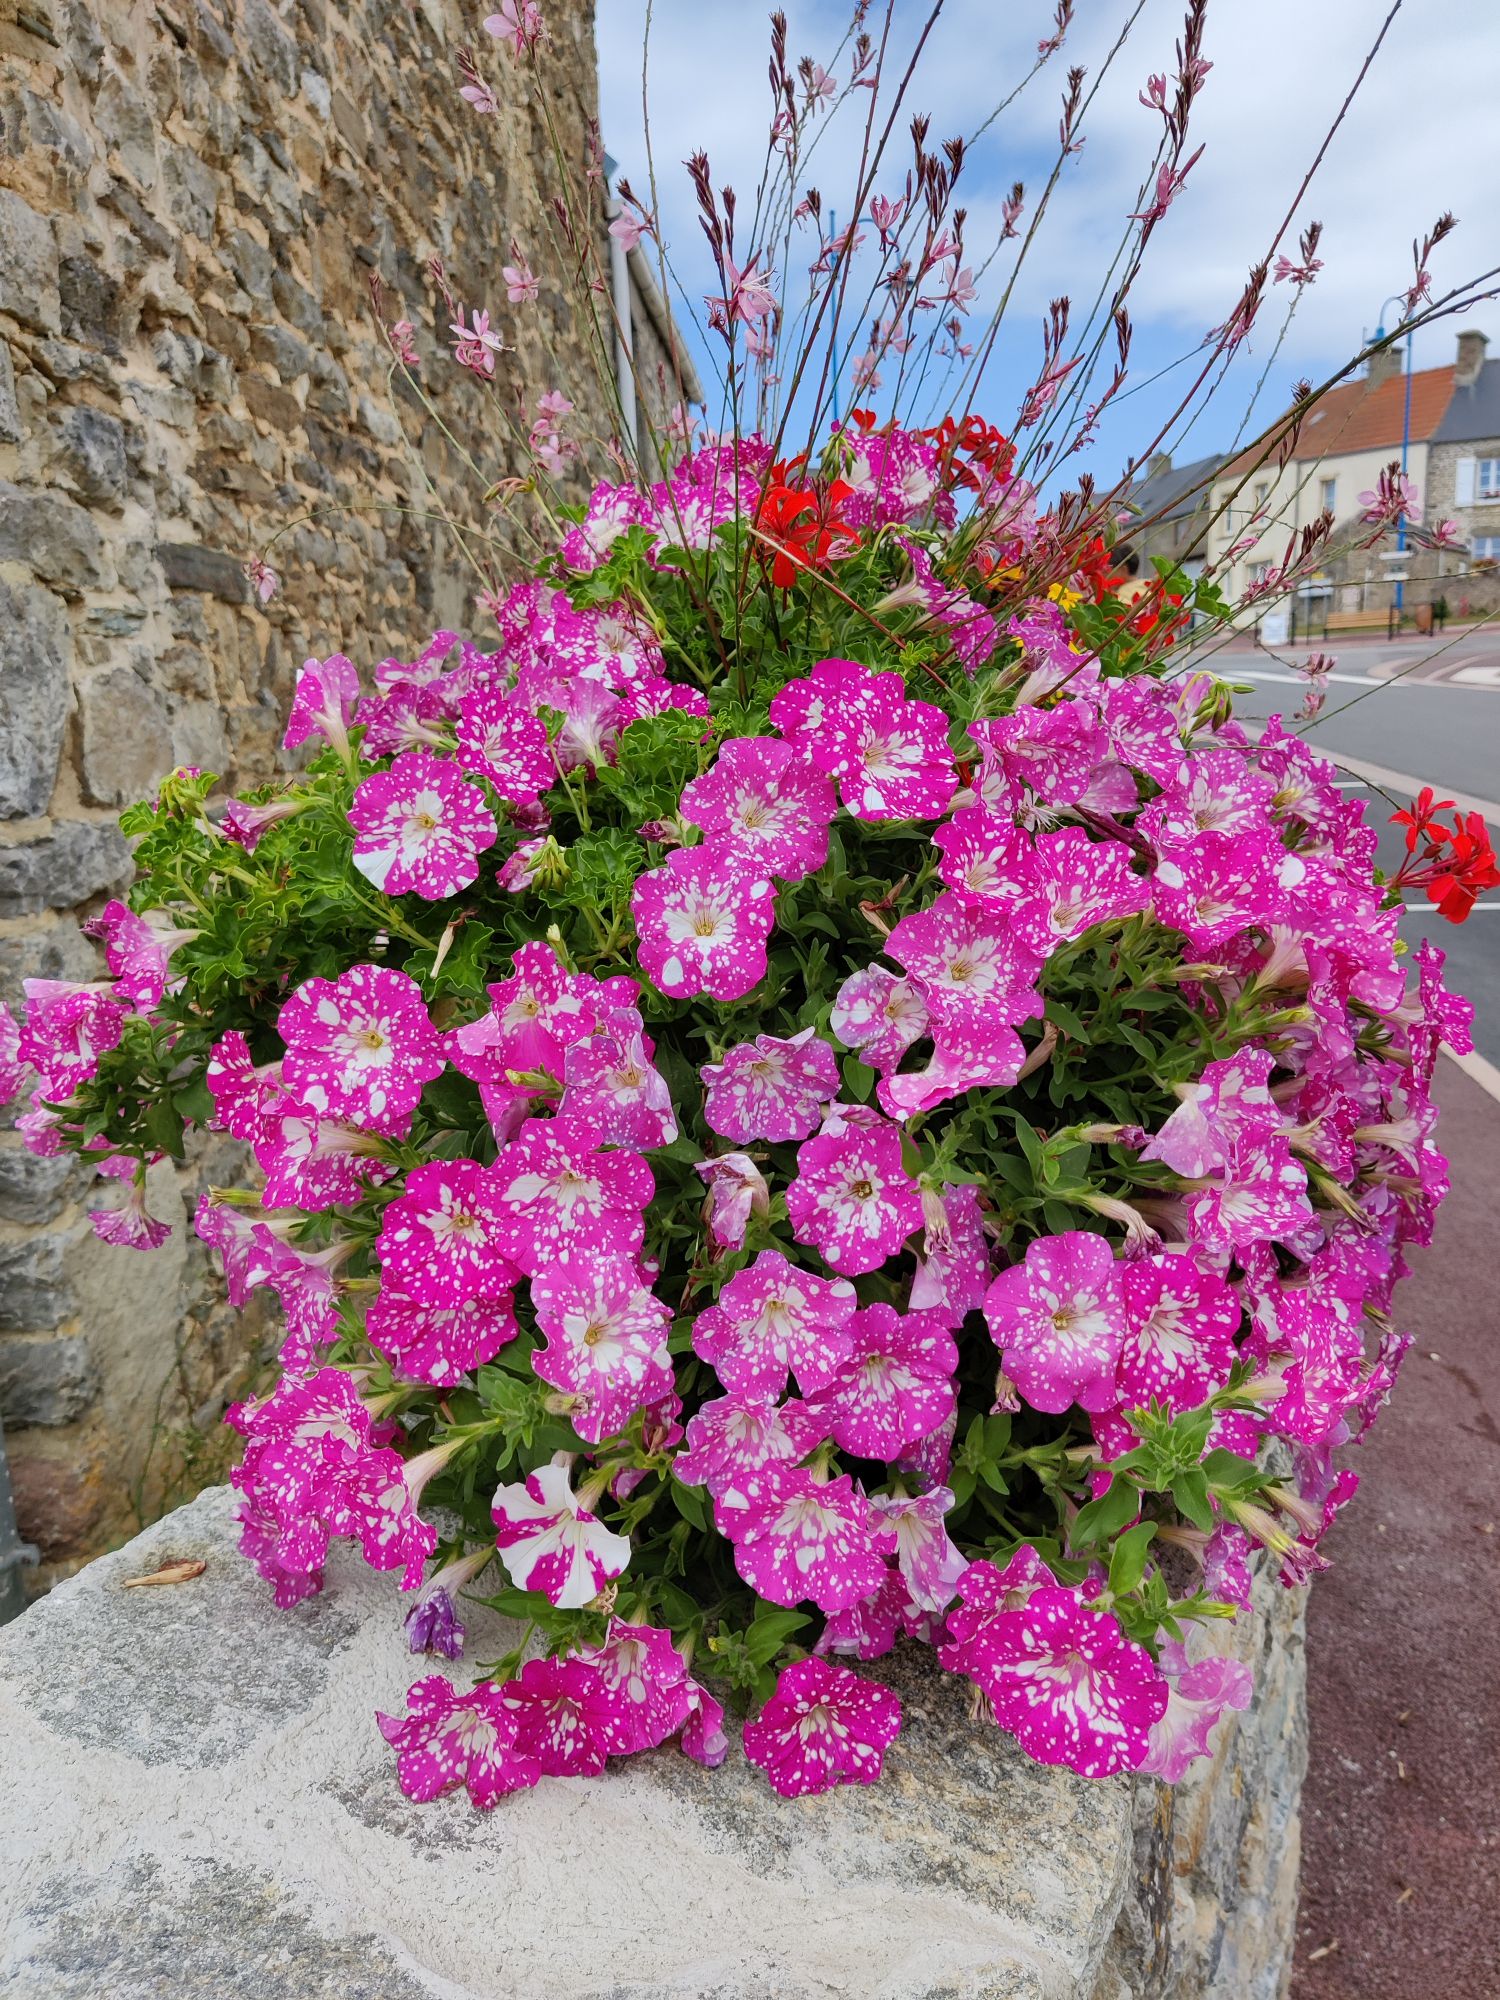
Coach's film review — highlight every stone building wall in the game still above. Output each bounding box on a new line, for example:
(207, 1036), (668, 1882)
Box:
(0, 0), (658, 1583)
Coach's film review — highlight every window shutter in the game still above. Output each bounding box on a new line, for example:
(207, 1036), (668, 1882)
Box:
(1455, 456), (1477, 505)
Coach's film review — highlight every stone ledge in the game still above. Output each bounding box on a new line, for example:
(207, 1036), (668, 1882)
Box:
(0, 1488), (1303, 1999)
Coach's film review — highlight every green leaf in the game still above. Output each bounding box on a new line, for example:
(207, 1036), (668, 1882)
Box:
(1107, 1521), (1158, 1596)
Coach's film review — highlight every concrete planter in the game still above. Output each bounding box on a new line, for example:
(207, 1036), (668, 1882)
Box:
(0, 1487), (1304, 1999)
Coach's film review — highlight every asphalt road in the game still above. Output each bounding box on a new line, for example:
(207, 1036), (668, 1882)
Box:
(1184, 628), (1500, 1065)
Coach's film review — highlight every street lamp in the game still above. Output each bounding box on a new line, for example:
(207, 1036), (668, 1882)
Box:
(1372, 296), (1414, 625)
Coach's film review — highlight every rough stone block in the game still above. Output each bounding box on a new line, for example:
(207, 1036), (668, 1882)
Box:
(0, 1144), (80, 1226)
(0, 1336), (99, 1429)
(0, 190), (60, 336)
(158, 541), (248, 601)
(0, 1226), (77, 1335)
(0, 821), (132, 918)
(0, 339), (21, 444)
(77, 667), (174, 808)
(0, 1490), (1304, 2000)
(0, 578), (70, 819)
(0, 483), (112, 595)
(52, 404), (128, 507)
(58, 252), (121, 350)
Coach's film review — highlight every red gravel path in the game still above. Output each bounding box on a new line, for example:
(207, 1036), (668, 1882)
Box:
(1294, 1058), (1500, 1998)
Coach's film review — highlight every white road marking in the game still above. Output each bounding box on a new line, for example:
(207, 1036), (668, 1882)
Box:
(1279, 745), (1500, 824)
(1444, 1046), (1500, 1106)
(1451, 664), (1500, 686)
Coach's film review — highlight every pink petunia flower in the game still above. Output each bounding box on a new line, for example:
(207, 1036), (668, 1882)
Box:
(560, 1004), (677, 1151)
(715, 1465), (896, 1612)
(378, 1675), (538, 1806)
(695, 1150), (771, 1249)
(81, 901), (198, 1010)
(691, 1249), (857, 1397)
(376, 1159), (518, 1306)
(771, 659), (957, 821)
(283, 653), (360, 758)
(455, 688), (556, 804)
(671, 1386), (824, 1495)
(830, 964), (930, 1076)
(885, 894), (1044, 1044)
(701, 1028), (841, 1143)
(678, 737), (838, 880)
(804, 1303), (958, 1460)
(348, 751), (498, 900)
(530, 1252), (674, 1443)
(1113, 1253), (1241, 1413)
(1136, 1638), (1254, 1783)
(489, 1118), (653, 1275)
(19, 980), (132, 1101)
(631, 845), (778, 1002)
(499, 1655), (614, 1777)
(90, 1171), (172, 1252)
(1016, 828), (1150, 949)
(743, 1656), (902, 1797)
(278, 964), (443, 1137)
(940, 1573), (1167, 1778)
(909, 1182), (992, 1326)
(366, 1287), (519, 1388)
(983, 1231), (1125, 1414)
(571, 1619), (697, 1755)
(785, 1117), (924, 1276)
(870, 1486), (969, 1613)
(491, 1452), (631, 1608)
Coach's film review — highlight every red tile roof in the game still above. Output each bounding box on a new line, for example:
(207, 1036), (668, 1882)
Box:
(1219, 364), (1457, 478)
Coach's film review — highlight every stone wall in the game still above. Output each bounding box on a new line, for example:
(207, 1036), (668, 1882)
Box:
(0, 0), (659, 1582)
(0, 1484), (1305, 1999)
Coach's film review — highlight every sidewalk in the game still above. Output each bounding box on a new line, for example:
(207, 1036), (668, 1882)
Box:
(1293, 1058), (1500, 1997)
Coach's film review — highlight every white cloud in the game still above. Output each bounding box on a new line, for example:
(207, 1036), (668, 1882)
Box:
(595, 0), (1499, 463)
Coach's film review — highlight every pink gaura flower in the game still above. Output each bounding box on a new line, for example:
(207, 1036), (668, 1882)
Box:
(366, 1287), (519, 1388)
(376, 1160), (518, 1306)
(743, 1656), (902, 1797)
(885, 893), (1044, 1042)
(671, 1386), (823, 1495)
(561, 1005), (677, 1151)
(491, 1452), (631, 1608)
(786, 1115), (925, 1276)
(702, 1027), (841, 1143)
(378, 1675), (537, 1807)
(983, 1231), (1125, 1414)
(502, 257), (539, 305)
(677, 737), (838, 881)
(1113, 1253), (1241, 1413)
(940, 1573), (1167, 1778)
(695, 1150), (771, 1249)
(278, 964), (443, 1136)
(19, 980), (132, 1100)
(283, 653), (359, 757)
(715, 1466), (896, 1612)
(771, 659), (957, 821)
(483, 0), (546, 57)
(691, 1248), (857, 1397)
(530, 1252), (674, 1443)
(834, 978), (930, 1097)
(1137, 1638), (1254, 1783)
(82, 901), (197, 1010)
(489, 1118), (653, 1274)
(348, 751), (498, 900)
(631, 845), (777, 1002)
(455, 689), (555, 804)
(805, 1304), (958, 1460)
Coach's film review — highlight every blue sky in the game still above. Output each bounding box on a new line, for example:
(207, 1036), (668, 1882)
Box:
(595, 0), (1497, 483)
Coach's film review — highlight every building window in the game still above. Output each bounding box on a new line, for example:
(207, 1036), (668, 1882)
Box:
(1319, 476), (1336, 515)
(1476, 458), (1500, 500)
(1254, 481), (1270, 509)
(1473, 535), (1500, 563)
(1248, 560), (1272, 585)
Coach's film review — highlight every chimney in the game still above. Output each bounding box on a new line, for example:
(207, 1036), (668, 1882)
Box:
(1147, 451), (1172, 477)
(1366, 342), (1404, 387)
(1455, 328), (1489, 387)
